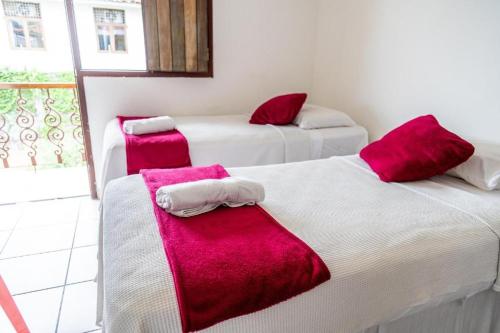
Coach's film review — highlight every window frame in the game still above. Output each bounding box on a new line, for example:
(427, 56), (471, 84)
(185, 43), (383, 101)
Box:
(65, 0), (213, 78)
(93, 7), (128, 54)
(3, 1), (45, 51)
(62, 0), (213, 198)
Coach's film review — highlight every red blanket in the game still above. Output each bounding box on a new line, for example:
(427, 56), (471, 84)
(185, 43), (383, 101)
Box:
(141, 165), (331, 333)
(117, 116), (191, 175)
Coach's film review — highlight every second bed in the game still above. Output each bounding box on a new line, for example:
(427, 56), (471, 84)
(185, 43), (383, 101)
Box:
(98, 114), (368, 193)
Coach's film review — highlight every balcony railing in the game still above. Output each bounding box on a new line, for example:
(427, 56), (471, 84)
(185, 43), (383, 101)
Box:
(0, 82), (85, 169)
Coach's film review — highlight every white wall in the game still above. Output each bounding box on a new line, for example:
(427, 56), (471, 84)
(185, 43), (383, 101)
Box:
(86, 0), (319, 174)
(311, 0), (500, 143)
(87, 0), (500, 183)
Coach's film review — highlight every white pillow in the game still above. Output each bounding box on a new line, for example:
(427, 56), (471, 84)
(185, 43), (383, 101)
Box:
(293, 104), (356, 129)
(446, 143), (500, 191)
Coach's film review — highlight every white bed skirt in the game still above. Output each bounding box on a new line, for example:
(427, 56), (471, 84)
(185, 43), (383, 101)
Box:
(97, 283), (500, 333)
(361, 288), (500, 333)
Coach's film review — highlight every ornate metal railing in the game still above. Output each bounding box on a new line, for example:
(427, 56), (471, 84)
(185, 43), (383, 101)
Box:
(0, 82), (85, 169)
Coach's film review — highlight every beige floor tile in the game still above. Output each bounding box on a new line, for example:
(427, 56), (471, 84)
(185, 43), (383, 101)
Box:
(0, 250), (70, 294)
(67, 246), (98, 284)
(58, 281), (99, 333)
(13, 287), (63, 333)
(74, 219), (99, 248)
(1, 224), (75, 258)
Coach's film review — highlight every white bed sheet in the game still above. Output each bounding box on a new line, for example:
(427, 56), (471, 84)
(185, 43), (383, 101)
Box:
(97, 115), (368, 195)
(99, 155), (500, 333)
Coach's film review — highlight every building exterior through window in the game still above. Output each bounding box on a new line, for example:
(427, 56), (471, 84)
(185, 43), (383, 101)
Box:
(0, 0), (145, 72)
(93, 7), (127, 53)
(2, 0), (44, 49)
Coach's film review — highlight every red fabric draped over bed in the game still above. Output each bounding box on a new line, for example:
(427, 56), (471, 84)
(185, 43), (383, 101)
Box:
(141, 165), (331, 332)
(118, 116), (191, 175)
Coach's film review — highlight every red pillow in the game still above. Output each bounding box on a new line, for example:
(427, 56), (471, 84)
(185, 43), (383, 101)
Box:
(250, 93), (307, 125)
(360, 115), (474, 182)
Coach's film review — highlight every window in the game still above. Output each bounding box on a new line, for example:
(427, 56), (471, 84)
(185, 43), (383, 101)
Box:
(69, 0), (212, 75)
(93, 8), (127, 52)
(2, 0), (44, 49)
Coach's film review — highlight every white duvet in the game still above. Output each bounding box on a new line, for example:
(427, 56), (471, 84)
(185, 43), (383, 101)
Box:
(99, 156), (500, 333)
(98, 115), (368, 195)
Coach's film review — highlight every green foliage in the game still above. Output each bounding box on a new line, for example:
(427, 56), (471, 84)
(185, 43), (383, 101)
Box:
(0, 68), (86, 168)
(0, 68), (75, 115)
(0, 68), (75, 82)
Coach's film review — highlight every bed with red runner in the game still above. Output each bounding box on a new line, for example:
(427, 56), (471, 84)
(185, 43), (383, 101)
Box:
(99, 155), (500, 333)
(99, 114), (369, 195)
(140, 165), (331, 332)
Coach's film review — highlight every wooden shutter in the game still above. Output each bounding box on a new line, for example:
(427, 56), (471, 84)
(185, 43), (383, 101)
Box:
(143, 0), (211, 74)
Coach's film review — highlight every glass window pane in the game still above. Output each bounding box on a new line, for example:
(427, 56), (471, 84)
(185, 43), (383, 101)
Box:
(93, 8), (125, 24)
(10, 19), (26, 48)
(2, 1), (41, 18)
(97, 25), (111, 51)
(27, 21), (44, 48)
(113, 27), (126, 51)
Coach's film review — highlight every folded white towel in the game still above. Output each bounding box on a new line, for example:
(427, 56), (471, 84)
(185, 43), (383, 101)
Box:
(123, 116), (176, 135)
(156, 177), (265, 217)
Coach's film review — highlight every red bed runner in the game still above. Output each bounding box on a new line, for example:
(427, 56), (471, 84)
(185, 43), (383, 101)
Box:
(141, 165), (331, 332)
(118, 116), (191, 175)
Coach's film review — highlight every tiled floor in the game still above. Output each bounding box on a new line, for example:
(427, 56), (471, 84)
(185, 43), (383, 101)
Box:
(0, 196), (101, 333)
(0, 167), (90, 205)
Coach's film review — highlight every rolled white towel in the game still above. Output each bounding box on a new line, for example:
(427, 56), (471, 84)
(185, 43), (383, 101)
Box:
(123, 116), (176, 135)
(156, 177), (265, 217)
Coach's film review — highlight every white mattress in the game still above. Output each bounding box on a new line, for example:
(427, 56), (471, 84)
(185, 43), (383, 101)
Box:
(99, 155), (500, 333)
(97, 114), (368, 195)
